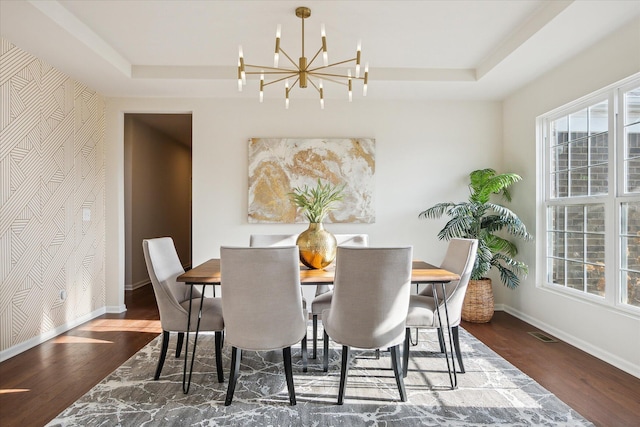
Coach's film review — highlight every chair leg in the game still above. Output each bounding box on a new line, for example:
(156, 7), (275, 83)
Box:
(312, 314), (318, 359)
(283, 347), (297, 405)
(323, 330), (330, 372)
(225, 347), (241, 406)
(154, 330), (170, 380)
(390, 344), (407, 402)
(175, 332), (184, 358)
(215, 331), (224, 383)
(337, 345), (350, 405)
(403, 328), (410, 378)
(437, 327), (445, 353)
(452, 326), (465, 373)
(301, 333), (308, 372)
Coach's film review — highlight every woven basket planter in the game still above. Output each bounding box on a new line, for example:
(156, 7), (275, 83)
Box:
(462, 278), (494, 323)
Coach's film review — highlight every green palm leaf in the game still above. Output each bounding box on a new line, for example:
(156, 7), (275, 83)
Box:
(420, 168), (532, 288)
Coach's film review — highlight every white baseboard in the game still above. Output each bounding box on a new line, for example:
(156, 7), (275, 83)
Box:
(105, 304), (127, 313)
(502, 305), (640, 379)
(0, 307), (107, 362)
(125, 279), (150, 291)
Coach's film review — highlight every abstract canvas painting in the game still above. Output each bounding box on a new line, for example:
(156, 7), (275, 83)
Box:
(248, 138), (375, 223)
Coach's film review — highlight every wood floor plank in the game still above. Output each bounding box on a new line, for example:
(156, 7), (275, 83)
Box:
(0, 286), (638, 427)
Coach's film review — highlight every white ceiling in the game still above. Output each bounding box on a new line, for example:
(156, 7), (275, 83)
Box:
(1, 0), (639, 101)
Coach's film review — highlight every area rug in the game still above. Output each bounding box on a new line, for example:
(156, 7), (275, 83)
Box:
(47, 327), (592, 426)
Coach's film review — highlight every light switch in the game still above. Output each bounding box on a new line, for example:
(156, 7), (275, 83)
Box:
(82, 208), (91, 221)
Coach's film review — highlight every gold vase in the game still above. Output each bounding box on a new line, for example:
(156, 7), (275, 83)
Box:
(296, 223), (337, 269)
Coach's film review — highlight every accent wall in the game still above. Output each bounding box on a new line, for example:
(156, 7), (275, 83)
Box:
(0, 38), (106, 359)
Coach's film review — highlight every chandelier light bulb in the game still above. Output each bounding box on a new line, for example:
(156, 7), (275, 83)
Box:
(363, 62), (369, 96)
(321, 24), (328, 66)
(274, 24), (281, 67)
(348, 70), (353, 102)
(259, 72), (264, 103)
(355, 40), (362, 78)
(237, 60), (243, 92)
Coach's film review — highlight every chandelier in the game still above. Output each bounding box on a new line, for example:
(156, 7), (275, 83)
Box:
(237, 6), (368, 109)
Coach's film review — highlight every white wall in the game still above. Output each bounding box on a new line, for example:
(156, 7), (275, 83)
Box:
(501, 18), (640, 377)
(105, 97), (502, 304)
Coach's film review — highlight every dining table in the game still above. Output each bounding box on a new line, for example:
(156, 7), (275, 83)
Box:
(176, 259), (460, 393)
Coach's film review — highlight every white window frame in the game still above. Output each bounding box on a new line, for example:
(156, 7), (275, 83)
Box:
(536, 73), (640, 317)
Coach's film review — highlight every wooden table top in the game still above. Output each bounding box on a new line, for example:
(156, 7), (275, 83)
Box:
(177, 259), (460, 285)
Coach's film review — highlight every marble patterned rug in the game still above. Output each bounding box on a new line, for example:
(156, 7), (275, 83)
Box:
(47, 327), (592, 426)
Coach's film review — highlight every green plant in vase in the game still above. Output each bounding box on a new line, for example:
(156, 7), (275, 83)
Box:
(289, 179), (345, 269)
(419, 168), (532, 322)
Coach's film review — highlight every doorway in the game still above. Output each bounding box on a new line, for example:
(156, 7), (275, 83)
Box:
(124, 113), (193, 290)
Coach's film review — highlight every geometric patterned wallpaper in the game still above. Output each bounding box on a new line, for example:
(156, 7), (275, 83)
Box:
(0, 38), (105, 353)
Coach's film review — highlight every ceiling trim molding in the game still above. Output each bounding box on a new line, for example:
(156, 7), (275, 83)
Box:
(475, 0), (574, 80)
(28, 0), (132, 77)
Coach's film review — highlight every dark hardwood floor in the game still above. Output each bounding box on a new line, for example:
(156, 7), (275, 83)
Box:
(1, 285), (638, 427)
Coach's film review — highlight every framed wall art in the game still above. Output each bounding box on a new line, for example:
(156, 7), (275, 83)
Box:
(248, 138), (375, 223)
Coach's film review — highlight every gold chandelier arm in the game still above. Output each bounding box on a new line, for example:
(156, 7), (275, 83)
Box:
(245, 70), (299, 75)
(262, 72), (300, 87)
(310, 71), (365, 81)
(278, 47), (299, 69)
(307, 46), (324, 69)
(308, 73), (349, 86)
(308, 57), (358, 72)
(244, 64), (297, 72)
(307, 77), (322, 94)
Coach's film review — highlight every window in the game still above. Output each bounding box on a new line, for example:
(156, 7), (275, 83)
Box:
(540, 75), (640, 313)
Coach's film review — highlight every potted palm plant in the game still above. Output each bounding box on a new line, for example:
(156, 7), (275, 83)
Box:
(419, 168), (532, 322)
(289, 179), (345, 269)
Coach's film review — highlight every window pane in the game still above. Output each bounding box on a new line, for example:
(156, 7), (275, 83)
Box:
(625, 123), (640, 159)
(567, 261), (584, 291)
(626, 157), (640, 193)
(566, 206), (584, 231)
(553, 117), (569, 144)
(548, 231), (565, 258)
(586, 204), (605, 233)
(551, 144), (568, 172)
(551, 171), (568, 198)
(570, 169), (589, 196)
(549, 258), (565, 285)
(586, 234), (605, 264)
(586, 263), (605, 297)
(548, 205), (565, 231)
(590, 165), (608, 195)
(589, 101), (608, 132)
(621, 201), (640, 272)
(569, 139), (588, 169)
(623, 271), (640, 308)
(590, 132), (608, 165)
(566, 232), (584, 261)
(625, 87), (640, 126)
(622, 237), (640, 271)
(621, 202), (640, 236)
(569, 109), (588, 139)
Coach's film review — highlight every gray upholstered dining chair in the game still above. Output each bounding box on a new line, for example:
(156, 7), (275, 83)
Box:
(142, 237), (225, 383)
(249, 234), (304, 305)
(403, 238), (478, 384)
(310, 234), (369, 359)
(220, 246), (308, 406)
(322, 246), (413, 404)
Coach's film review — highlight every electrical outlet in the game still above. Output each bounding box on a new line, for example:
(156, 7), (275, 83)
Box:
(59, 290), (67, 301)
